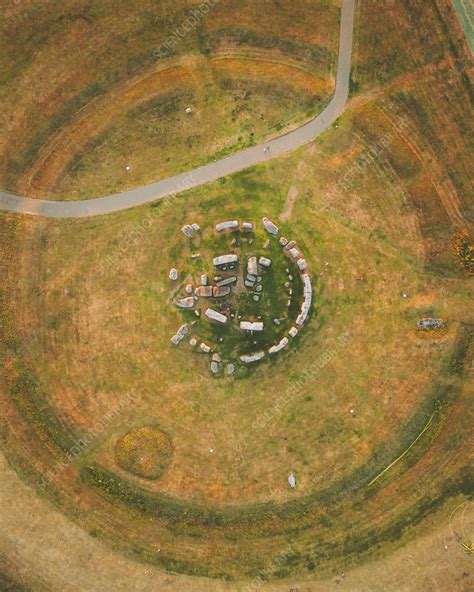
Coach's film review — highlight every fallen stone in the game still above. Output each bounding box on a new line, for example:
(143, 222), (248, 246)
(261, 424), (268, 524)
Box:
(262, 216), (279, 235)
(175, 297), (195, 309)
(288, 473), (296, 488)
(416, 318), (446, 331)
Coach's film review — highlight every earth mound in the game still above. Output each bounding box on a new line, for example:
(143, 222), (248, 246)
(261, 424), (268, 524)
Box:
(115, 427), (172, 480)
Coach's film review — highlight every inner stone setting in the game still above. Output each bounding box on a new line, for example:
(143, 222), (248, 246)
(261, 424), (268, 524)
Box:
(169, 216), (313, 376)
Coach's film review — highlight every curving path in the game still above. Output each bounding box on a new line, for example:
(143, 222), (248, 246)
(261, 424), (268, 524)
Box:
(0, 0), (356, 219)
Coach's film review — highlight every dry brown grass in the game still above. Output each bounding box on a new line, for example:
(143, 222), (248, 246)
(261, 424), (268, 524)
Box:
(0, 0), (340, 199)
(0, 0), (472, 587)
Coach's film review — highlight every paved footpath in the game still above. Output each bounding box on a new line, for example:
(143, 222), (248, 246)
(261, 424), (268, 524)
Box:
(0, 0), (356, 219)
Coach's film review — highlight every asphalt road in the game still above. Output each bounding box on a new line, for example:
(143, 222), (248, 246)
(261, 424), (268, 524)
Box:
(0, 0), (356, 219)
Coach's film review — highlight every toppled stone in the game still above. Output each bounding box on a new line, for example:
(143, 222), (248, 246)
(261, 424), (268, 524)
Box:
(247, 256), (258, 276)
(213, 286), (231, 298)
(226, 363), (235, 375)
(205, 308), (228, 324)
(169, 268), (178, 281)
(262, 217), (279, 235)
(175, 297), (195, 309)
(171, 324), (189, 346)
(210, 361), (219, 374)
(213, 254), (238, 267)
(288, 472), (296, 488)
(196, 285), (213, 297)
(200, 342), (211, 353)
(216, 276), (237, 287)
(416, 318), (447, 331)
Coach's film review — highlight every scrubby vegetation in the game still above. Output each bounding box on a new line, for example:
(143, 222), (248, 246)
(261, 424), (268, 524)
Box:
(115, 427), (172, 480)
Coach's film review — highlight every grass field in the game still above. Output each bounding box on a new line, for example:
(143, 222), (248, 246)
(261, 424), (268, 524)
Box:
(0, 0), (473, 589)
(0, 0), (339, 199)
